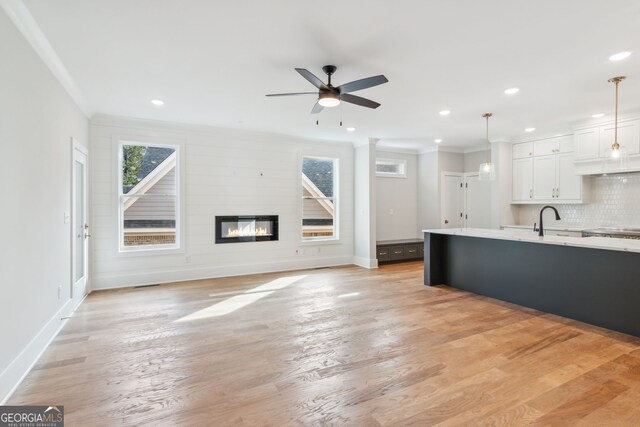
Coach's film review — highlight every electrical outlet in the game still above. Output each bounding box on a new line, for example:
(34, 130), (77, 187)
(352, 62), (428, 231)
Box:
(389, 208), (394, 215)
(185, 255), (191, 264)
(58, 285), (62, 299)
(63, 211), (70, 224)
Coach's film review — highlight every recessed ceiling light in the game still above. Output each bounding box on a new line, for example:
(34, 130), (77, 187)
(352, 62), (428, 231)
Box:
(346, 127), (356, 132)
(434, 139), (443, 143)
(504, 87), (520, 95)
(592, 113), (605, 118)
(524, 127), (536, 132)
(609, 51), (631, 61)
(439, 110), (451, 116)
(151, 99), (165, 106)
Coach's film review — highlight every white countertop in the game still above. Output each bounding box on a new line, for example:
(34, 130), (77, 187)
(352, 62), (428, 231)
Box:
(501, 224), (585, 232)
(423, 228), (640, 254)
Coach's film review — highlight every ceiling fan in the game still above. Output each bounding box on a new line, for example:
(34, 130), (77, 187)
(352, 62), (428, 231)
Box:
(266, 65), (388, 114)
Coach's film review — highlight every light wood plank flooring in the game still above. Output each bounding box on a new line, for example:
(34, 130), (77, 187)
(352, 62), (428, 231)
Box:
(9, 262), (640, 426)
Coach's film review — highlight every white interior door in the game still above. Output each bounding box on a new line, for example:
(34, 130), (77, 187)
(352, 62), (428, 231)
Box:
(464, 173), (492, 228)
(441, 173), (463, 228)
(72, 141), (89, 301)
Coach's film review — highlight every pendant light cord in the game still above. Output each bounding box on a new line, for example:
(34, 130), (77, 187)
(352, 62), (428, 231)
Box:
(608, 76), (626, 147)
(483, 113), (492, 164)
(614, 79), (619, 145)
(486, 114), (489, 163)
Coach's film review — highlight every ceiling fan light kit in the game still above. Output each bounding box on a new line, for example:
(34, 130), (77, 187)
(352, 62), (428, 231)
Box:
(266, 65), (388, 115)
(318, 92), (340, 107)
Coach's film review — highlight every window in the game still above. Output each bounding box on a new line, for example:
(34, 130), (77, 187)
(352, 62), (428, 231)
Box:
(118, 142), (180, 251)
(302, 157), (338, 240)
(376, 158), (407, 178)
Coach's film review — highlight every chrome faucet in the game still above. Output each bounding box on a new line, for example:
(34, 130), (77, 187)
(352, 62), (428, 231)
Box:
(538, 206), (561, 237)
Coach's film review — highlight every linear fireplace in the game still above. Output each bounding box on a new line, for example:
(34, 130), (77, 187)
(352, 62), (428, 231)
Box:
(215, 215), (279, 244)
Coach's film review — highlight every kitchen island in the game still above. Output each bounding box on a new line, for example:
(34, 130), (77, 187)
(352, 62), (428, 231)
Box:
(424, 228), (640, 337)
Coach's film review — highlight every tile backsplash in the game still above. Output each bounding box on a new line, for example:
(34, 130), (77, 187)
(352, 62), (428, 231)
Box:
(516, 173), (640, 229)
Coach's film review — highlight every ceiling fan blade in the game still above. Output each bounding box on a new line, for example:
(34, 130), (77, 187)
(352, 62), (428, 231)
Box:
(311, 101), (324, 114)
(340, 93), (381, 109)
(266, 92), (317, 97)
(295, 68), (328, 90)
(338, 75), (388, 94)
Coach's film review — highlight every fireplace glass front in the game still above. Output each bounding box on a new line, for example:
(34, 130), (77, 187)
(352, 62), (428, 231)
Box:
(215, 216), (279, 243)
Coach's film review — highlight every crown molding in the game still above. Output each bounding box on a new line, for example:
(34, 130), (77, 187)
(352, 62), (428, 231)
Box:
(1, 0), (91, 117)
(376, 146), (419, 155)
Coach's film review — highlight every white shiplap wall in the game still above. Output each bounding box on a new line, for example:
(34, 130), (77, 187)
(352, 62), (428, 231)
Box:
(90, 115), (355, 289)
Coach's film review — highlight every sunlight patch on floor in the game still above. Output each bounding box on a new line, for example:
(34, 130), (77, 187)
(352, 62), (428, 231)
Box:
(337, 292), (360, 298)
(175, 275), (307, 322)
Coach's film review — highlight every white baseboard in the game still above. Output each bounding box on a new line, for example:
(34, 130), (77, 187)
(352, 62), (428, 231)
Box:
(0, 294), (86, 405)
(92, 255), (355, 290)
(353, 256), (378, 269)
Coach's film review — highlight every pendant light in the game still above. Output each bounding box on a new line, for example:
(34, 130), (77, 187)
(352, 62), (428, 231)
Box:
(603, 76), (628, 173)
(478, 113), (496, 180)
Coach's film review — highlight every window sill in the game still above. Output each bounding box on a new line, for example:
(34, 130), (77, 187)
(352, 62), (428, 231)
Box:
(300, 239), (342, 246)
(117, 246), (184, 257)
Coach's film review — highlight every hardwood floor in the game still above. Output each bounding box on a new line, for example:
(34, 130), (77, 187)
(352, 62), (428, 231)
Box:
(9, 262), (640, 426)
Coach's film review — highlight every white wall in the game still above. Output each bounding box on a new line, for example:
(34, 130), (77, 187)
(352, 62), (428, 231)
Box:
(90, 115), (355, 289)
(0, 9), (89, 402)
(376, 151), (418, 241)
(353, 140), (377, 268)
(464, 150), (489, 173)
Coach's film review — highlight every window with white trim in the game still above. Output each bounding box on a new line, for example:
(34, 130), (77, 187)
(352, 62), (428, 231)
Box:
(118, 142), (180, 251)
(376, 158), (407, 178)
(302, 157), (338, 241)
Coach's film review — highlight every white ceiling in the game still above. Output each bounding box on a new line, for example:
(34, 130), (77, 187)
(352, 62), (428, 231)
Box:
(22, 0), (640, 150)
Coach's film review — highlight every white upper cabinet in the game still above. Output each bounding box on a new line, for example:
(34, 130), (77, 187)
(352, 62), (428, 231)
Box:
(574, 118), (640, 174)
(557, 153), (581, 200)
(599, 121), (640, 157)
(512, 158), (533, 201)
(512, 142), (533, 159)
(533, 138), (559, 157)
(533, 155), (556, 200)
(512, 134), (585, 204)
(558, 135), (574, 153)
(574, 128), (600, 160)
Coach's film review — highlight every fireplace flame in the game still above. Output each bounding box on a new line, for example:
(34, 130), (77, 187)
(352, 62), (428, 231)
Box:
(226, 226), (271, 237)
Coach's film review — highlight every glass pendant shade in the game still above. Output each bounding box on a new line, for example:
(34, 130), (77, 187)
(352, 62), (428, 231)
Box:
(602, 143), (628, 174)
(479, 112), (495, 181)
(478, 161), (496, 180)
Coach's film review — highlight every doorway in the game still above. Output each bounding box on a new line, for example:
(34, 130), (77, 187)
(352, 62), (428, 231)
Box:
(440, 172), (492, 229)
(71, 139), (89, 303)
